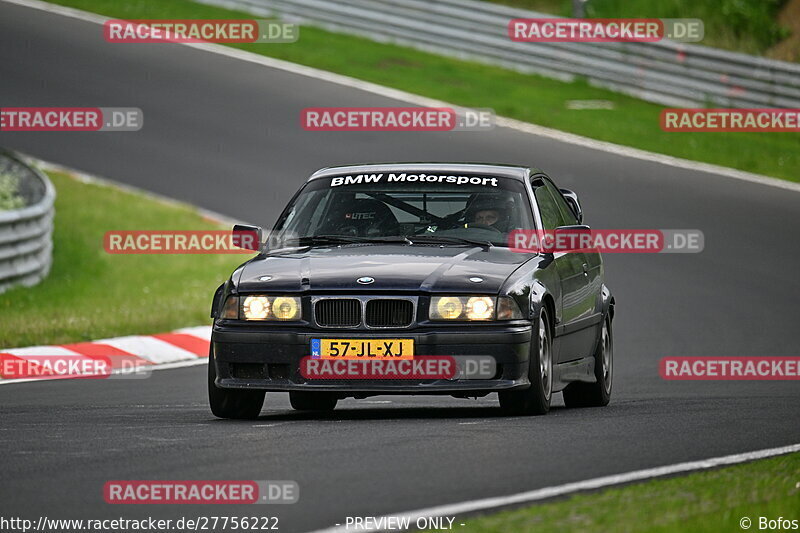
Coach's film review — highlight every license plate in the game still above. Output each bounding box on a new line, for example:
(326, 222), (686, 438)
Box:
(311, 339), (413, 360)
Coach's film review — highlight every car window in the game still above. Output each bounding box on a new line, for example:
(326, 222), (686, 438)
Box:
(543, 178), (579, 226)
(531, 177), (565, 230)
(366, 192), (471, 224)
(272, 173), (535, 246)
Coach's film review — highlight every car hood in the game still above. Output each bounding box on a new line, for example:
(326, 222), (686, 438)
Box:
(236, 244), (531, 293)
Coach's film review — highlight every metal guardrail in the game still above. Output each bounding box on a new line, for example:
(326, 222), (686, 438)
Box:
(198, 0), (800, 108)
(0, 150), (55, 294)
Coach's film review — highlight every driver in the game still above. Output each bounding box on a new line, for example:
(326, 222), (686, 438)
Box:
(472, 208), (500, 228)
(466, 195), (512, 232)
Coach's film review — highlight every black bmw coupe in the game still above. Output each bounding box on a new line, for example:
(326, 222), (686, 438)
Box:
(209, 163), (614, 418)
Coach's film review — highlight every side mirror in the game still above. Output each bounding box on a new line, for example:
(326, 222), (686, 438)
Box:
(548, 224), (592, 253)
(559, 188), (583, 224)
(232, 224), (262, 251)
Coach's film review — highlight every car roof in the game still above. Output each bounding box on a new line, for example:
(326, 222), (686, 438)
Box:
(308, 163), (539, 182)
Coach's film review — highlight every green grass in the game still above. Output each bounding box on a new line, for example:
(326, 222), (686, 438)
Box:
(45, 0), (800, 182)
(0, 171), (245, 349)
(443, 452), (800, 533)
(487, 0), (792, 57)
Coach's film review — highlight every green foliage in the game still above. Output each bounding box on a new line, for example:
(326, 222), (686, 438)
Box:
(0, 172), (26, 210)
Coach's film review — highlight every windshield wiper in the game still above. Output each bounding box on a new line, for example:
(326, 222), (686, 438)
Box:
(295, 235), (367, 246)
(295, 235), (413, 247)
(363, 236), (414, 245)
(293, 235), (491, 249)
(408, 235), (494, 249)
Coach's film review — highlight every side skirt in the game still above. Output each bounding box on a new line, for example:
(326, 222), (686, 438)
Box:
(552, 356), (596, 392)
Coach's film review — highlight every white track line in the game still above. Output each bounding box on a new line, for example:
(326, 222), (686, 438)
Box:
(3, 0), (800, 194)
(308, 443), (800, 533)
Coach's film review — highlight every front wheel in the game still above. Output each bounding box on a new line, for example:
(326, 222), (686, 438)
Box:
(208, 349), (265, 419)
(563, 314), (613, 408)
(498, 307), (552, 415)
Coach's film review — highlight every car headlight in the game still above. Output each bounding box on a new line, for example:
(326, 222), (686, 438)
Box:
(434, 296), (463, 319)
(430, 296), (522, 321)
(466, 296), (494, 320)
(431, 295), (494, 320)
(243, 296), (271, 319)
(221, 295), (301, 320)
(272, 296), (300, 320)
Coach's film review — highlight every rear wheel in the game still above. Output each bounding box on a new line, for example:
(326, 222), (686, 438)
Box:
(499, 307), (552, 415)
(563, 314), (613, 408)
(289, 391), (338, 412)
(208, 349), (265, 419)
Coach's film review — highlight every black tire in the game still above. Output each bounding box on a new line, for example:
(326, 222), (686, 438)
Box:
(498, 307), (552, 416)
(208, 349), (265, 419)
(289, 391), (338, 412)
(563, 314), (613, 408)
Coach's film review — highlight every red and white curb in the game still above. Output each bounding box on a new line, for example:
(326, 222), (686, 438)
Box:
(0, 326), (211, 384)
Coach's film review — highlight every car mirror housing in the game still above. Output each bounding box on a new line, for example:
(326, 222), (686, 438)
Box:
(232, 224), (262, 251)
(547, 224), (592, 254)
(559, 188), (583, 224)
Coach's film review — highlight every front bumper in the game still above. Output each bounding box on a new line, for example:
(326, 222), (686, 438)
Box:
(211, 323), (532, 394)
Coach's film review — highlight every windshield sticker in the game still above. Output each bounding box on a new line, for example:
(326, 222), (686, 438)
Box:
(330, 173), (499, 187)
(344, 212), (375, 220)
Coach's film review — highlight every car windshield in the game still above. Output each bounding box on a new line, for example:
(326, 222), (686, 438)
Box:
(271, 172), (534, 247)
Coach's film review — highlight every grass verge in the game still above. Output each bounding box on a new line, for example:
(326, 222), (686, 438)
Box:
(445, 451), (800, 532)
(0, 170), (245, 348)
(44, 0), (800, 182)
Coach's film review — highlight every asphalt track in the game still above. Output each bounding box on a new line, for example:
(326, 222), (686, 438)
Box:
(1, 2), (799, 531)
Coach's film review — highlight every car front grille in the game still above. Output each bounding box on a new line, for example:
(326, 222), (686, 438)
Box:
(315, 298), (360, 327)
(313, 297), (416, 328)
(365, 299), (413, 328)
